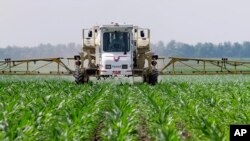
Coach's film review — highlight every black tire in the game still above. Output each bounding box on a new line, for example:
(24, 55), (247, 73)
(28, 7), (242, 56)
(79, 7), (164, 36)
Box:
(143, 75), (147, 83)
(148, 69), (158, 85)
(73, 69), (84, 84)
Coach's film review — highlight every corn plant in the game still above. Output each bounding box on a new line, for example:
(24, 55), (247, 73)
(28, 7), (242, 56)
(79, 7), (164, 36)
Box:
(0, 75), (250, 140)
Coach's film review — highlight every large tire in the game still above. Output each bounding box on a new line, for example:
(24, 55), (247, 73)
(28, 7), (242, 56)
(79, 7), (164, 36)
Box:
(143, 75), (148, 83)
(73, 69), (84, 84)
(148, 69), (158, 85)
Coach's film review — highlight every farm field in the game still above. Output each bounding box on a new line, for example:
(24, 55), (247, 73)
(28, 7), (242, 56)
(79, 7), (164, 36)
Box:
(0, 75), (250, 140)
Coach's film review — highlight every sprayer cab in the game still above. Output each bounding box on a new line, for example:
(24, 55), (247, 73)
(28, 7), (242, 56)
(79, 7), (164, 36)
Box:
(99, 24), (134, 76)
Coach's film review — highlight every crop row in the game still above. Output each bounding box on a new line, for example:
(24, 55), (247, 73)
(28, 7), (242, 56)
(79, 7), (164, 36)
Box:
(0, 77), (250, 140)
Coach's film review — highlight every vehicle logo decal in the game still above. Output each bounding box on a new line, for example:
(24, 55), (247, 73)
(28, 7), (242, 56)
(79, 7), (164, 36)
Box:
(106, 56), (127, 62)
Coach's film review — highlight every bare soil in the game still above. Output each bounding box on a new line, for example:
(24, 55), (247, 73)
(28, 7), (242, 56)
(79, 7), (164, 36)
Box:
(138, 117), (151, 141)
(92, 121), (104, 141)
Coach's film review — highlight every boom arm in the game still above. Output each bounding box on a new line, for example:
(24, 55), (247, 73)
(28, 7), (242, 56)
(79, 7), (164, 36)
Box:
(160, 57), (250, 75)
(0, 57), (73, 75)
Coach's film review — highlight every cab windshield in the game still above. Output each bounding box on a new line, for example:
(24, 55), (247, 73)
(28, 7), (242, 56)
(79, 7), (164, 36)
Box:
(103, 31), (130, 52)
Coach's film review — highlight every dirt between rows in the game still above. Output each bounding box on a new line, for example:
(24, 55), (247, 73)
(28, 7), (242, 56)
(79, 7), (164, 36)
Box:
(138, 116), (151, 141)
(92, 121), (104, 141)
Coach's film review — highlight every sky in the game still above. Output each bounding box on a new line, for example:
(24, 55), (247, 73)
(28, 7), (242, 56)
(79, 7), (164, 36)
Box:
(0, 0), (250, 47)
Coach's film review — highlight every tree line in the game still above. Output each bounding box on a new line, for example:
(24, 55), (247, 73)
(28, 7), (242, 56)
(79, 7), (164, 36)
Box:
(1, 41), (250, 60)
(0, 43), (81, 60)
(152, 40), (250, 58)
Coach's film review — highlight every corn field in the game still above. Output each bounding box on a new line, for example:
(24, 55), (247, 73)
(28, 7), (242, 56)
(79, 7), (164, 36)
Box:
(0, 76), (250, 140)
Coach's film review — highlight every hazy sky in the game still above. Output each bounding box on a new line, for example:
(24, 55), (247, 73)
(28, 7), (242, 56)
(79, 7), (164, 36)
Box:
(0, 0), (250, 47)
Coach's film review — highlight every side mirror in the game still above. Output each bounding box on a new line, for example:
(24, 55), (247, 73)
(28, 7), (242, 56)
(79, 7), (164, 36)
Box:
(152, 55), (158, 60)
(74, 55), (81, 60)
